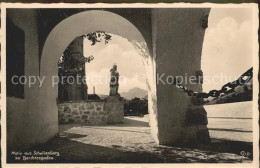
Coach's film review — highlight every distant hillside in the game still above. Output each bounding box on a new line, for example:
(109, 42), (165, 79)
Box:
(205, 80), (252, 105)
(120, 87), (147, 100)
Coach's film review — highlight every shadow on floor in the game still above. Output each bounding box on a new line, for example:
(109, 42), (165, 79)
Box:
(208, 128), (252, 133)
(166, 138), (253, 160)
(58, 132), (88, 139)
(7, 135), (253, 163)
(99, 117), (150, 128)
(7, 135), (165, 163)
(198, 138), (253, 159)
(119, 117), (150, 127)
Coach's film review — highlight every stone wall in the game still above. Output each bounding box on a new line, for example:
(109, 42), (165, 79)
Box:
(58, 96), (124, 125)
(58, 101), (107, 125)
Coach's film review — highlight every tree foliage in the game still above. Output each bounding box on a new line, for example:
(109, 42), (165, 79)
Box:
(83, 31), (112, 46)
(58, 31), (112, 73)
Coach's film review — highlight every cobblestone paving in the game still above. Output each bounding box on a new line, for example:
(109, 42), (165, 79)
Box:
(52, 116), (252, 163)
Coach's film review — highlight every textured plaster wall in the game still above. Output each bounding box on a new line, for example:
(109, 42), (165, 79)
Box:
(152, 8), (211, 145)
(7, 9), (58, 150)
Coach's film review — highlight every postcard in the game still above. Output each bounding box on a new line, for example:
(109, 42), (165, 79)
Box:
(1, 2), (259, 168)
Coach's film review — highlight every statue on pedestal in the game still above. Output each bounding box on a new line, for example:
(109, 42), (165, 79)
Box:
(109, 64), (119, 96)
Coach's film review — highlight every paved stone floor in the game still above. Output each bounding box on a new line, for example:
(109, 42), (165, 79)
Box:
(11, 115), (252, 163)
(206, 101), (253, 142)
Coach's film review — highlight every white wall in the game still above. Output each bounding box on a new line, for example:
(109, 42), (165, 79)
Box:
(7, 9), (58, 150)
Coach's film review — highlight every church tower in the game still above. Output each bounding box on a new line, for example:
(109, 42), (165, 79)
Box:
(58, 36), (88, 101)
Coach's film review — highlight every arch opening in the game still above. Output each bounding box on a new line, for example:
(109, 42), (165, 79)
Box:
(40, 10), (158, 143)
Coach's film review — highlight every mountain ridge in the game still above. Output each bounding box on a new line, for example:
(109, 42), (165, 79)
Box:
(120, 87), (147, 100)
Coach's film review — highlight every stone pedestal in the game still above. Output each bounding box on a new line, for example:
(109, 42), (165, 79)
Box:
(106, 95), (124, 124)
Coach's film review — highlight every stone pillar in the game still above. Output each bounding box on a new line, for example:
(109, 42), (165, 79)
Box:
(151, 8), (211, 145)
(106, 95), (124, 124)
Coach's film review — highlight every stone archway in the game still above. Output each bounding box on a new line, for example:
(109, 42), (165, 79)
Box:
(40, 8), (211, 146)
(6, 8), (211, 149)
(40, 10), (158, 143)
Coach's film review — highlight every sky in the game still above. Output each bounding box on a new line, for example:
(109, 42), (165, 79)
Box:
(201, 8), (253, 92)
(84, 34), (146, 95)
(83, 8), (253, 95)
